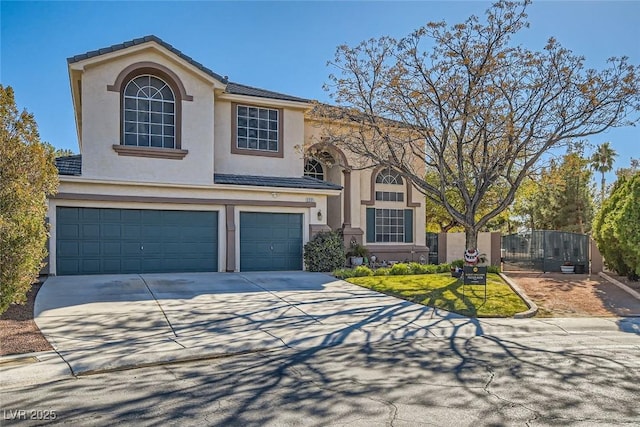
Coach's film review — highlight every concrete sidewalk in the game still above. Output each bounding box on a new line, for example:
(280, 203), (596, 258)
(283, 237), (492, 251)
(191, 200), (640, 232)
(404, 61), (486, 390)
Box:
(2, 272), (639, 389)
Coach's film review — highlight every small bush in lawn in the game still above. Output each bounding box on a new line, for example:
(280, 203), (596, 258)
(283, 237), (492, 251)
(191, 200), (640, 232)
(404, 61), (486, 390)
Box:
(353, 266), (373, 277)
(408, 262), (436, 274)
(436, 263), (451, 273)
(390, 263), (411, 275)
(408, 262), (424, 274)
(373, 267), (391, 276)
(333, 268), (355, 279)
(450, 259), (464, 269)
(487, 265), (501, 274)
(304, 231), (345, 272)
(422, 264), (438, 274)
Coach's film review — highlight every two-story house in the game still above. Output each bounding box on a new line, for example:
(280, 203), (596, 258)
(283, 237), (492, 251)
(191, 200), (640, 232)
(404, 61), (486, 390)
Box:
(49, 36), (428, 275)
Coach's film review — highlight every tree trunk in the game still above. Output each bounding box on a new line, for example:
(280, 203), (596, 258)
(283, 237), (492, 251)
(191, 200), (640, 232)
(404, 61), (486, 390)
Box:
(465, 227), (479, 251)
(601, 172), (606, 205)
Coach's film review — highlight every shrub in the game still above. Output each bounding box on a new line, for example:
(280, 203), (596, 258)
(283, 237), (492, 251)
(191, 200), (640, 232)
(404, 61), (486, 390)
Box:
(593, 172), (640, 279)
(346, 242), (369, 258)
(407, 262), (438, 274)
(0, 86), (58, 314)
(333, 268), (355, 279)
(436, 263), (451, 273)
(450, 259), (464, 269)
(373, 267), (391, 276)
(304, 231), (345, 272)
(353, 266), (373, 277)
(487, 265), (501, 274)
(390, 263), (411, 275)
(593, 172), (640, 278)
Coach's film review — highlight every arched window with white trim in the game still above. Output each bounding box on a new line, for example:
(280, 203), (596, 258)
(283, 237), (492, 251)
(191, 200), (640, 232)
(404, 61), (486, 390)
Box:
(123, 75), (176, 148)
(304, 158), (325, 180)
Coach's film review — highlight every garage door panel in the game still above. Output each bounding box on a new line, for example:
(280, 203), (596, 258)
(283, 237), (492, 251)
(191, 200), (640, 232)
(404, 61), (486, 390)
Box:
(56, 207), (218, 275)
(101, 209), (121, 221)
(81, 208), (101, 222)
(58, 240), (79, 256)
(123, 225), (141, 239)
(58, 207), (79, 222)
(103, 242), (121, 256)
(81, 259), (101, 274)
(240, 212), (302, 272)
(101, 224), (121, 239)
(103, 259), (122, 274)
(80, 241), (100, 256)
(121, 210), (142, 223)
(58, 224), (79, 239)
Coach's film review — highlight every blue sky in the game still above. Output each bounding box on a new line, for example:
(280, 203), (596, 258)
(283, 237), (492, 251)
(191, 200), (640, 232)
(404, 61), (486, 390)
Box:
(2, 0), (638, 181)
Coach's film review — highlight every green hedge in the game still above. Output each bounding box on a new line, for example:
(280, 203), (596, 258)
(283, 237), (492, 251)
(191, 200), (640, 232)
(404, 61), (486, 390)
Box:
(333, 262), (500, 279)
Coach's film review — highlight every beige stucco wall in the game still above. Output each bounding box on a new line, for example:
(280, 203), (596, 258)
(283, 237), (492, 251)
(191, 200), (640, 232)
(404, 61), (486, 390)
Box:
(78, 50), (216, 185)
(304, 120), (427, 247)
(445, 232), (495, 264)
(214, 101), (304, 177)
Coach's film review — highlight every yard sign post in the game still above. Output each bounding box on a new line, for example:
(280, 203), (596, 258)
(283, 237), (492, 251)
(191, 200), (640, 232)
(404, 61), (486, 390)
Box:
(462, 265), (487, 302)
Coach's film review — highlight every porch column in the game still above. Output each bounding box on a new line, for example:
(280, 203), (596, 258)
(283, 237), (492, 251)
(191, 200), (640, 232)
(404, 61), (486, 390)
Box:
(342, 169), (352, 227)
(225, 205), (236, 272)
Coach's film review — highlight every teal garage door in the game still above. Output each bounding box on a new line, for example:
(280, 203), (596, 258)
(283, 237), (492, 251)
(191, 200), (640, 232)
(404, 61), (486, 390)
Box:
(56, 207), (218, 275)
(240, 212), (303, 271)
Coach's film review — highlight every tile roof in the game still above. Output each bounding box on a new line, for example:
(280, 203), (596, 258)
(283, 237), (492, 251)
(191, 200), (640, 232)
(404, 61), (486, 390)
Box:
(67, 35), (227, 83)
(68, 35), (310, 103)
(214, 174), (342, 190)
(55, 155), (82, 176)
(225, 82), (310, 103)
(54, 156), (341, 191)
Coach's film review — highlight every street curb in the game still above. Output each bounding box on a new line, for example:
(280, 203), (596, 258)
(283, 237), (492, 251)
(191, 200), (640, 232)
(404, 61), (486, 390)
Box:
(499, 273), (539, 318)
(599, 272), (640, 301)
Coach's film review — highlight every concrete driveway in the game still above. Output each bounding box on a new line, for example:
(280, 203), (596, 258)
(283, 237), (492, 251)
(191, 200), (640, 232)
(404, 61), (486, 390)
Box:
(25, 272), (640, 378)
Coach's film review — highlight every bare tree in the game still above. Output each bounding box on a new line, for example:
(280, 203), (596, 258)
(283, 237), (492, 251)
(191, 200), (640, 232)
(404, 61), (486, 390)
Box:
(315, 0), (639, 249)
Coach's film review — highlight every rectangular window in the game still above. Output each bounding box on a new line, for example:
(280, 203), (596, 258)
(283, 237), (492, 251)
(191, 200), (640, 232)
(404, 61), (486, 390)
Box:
(236, 105), (279, 153)
(374, 209), (405, 243)
(375, 191), (404, 202)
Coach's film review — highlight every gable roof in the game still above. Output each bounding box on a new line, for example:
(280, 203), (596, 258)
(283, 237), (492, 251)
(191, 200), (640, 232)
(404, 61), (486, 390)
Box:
(67, 35), (228, 84)
(68, 35), (310, 103)
(55, 155), (82, 176)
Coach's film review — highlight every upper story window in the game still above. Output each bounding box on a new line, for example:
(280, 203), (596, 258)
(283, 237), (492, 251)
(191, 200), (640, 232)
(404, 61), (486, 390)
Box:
(231, 103), (283, 158)
(123, 75), (175, 148)
(376, 167), (403, 185)
(304, 158), (324, 180)
(108, 62), (190, 159)
(237, 105), (278, 152)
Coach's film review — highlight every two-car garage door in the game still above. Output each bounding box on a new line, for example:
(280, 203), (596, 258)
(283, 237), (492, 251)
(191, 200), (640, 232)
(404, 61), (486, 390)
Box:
(56, 208), (303, 275)
(56, 207), (218, 275)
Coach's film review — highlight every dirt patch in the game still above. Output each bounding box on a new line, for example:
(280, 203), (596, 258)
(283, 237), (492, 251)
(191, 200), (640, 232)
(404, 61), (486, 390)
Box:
(506, 271), (640, 317)
(0, 281), (53, 356)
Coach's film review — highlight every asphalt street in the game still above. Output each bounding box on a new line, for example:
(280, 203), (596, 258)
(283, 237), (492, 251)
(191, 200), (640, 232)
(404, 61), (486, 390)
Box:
(2, 323), (639, 426)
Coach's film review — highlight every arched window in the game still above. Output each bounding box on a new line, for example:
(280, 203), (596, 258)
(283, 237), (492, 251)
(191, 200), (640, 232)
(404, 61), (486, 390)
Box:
(372, 166), (408, 242)
(375, 167), (403, 185)
(304, 158), (324, 180)
(123, 75), (175, 148)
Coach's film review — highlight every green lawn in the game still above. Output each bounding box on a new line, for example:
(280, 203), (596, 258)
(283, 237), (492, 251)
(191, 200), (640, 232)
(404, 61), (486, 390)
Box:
(347, 273), (529, 317)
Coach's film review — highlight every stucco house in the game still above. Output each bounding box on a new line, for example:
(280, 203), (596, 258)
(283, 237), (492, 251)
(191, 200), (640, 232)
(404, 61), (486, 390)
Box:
(48, 35), (428, 275)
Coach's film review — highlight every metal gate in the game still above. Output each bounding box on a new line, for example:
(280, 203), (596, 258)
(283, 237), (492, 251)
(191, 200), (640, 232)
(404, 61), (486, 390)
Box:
(425, 232), (439, 265)
(502, 231), (589, 272)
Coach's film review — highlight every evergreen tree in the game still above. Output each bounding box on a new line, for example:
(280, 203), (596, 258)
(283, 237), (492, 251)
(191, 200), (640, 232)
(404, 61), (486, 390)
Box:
(0, 85), (58, 314)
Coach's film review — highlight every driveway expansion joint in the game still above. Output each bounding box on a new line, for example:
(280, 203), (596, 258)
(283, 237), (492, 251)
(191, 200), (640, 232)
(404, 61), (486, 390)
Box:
(139, 274), (179, 338)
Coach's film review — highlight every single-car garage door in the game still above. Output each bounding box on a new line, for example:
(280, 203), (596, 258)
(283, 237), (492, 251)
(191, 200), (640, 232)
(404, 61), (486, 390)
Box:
(240, 212), (303, 271)
(56, 207), (218, 275)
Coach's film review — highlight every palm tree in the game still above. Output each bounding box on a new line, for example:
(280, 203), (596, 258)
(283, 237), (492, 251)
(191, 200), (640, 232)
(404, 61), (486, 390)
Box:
(590, 142), (617, 204)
